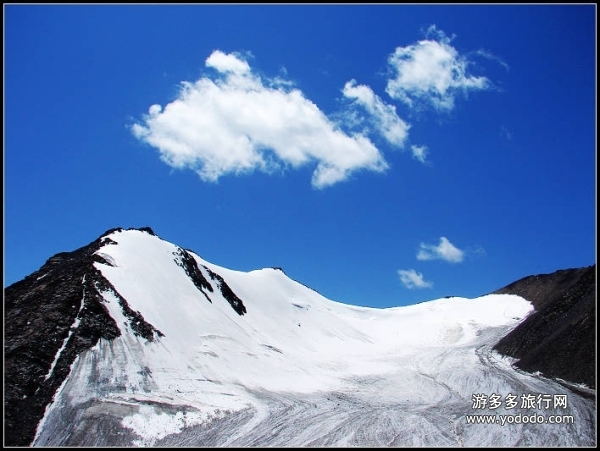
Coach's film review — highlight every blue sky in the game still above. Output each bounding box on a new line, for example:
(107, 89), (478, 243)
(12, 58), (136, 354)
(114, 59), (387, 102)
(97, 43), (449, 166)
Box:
(4, 4), (596, 308)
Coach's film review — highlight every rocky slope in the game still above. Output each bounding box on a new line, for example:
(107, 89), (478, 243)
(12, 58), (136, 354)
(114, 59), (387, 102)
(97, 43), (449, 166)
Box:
(491, 265), (596, 392)
(4, 227), (245, 446)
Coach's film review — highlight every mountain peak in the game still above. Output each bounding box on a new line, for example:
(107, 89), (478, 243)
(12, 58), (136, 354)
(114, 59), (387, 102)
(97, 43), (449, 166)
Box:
(98, 225), (156, 239)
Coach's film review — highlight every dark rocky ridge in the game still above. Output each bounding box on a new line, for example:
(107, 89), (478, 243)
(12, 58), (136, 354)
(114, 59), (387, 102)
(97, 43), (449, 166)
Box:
(173, 247), (215, 303)
(204, 266), (247, 315)
(4, 227), (165, 446)
(491, 264), (596, 391)
(4, 226), (248, 447)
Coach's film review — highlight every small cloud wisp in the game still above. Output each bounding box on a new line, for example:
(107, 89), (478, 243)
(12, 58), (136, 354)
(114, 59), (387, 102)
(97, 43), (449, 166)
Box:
(417, 236), (465, 263)
(398, 269), (433, 289)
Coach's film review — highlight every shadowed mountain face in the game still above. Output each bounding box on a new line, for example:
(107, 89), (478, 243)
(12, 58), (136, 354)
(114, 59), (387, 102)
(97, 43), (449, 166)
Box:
(3, 227), (596, 447)
(3, 228), (164, 446)
(491, 265), (596, 391)
(4, 227), (246, 446)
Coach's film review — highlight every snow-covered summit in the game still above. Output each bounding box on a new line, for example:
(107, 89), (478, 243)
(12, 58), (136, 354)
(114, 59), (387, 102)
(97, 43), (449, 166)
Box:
(91, 228), (532, 390)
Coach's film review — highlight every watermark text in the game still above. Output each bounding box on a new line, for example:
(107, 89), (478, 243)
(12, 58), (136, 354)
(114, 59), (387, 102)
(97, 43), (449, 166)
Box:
(466, 413), (574, 425)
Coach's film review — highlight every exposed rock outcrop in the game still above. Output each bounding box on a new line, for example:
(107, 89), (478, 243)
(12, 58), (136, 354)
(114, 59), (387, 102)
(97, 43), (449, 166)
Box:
(492, 265), (596, 391)
(4, 227), (161, 446)
(204, 266), (247, 316)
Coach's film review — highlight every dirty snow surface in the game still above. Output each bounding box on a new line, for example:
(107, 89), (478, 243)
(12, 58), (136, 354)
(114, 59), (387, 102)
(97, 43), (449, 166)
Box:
(33, 229), (596, 447)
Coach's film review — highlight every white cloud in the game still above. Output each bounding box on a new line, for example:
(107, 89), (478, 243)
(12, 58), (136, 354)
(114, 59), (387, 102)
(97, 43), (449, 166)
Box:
(132, 50), (388, 189)
(410, 144), (428, 163)
(417, 237), (464, 263)
(386, 25), (490, 112)
(398, 269), (433, 289)
(342, 80), (410, 147)
(205, 50), (251, 75)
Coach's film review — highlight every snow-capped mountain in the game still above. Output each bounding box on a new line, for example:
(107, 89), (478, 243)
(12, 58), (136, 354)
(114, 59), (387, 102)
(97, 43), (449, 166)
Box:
(4, 227), (596, 447)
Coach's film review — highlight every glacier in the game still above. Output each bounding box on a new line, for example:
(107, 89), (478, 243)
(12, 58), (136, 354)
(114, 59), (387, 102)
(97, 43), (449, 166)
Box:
(30, 229), (596, 447)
